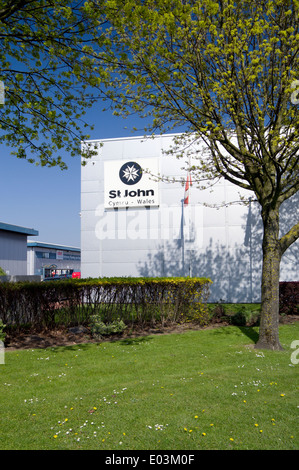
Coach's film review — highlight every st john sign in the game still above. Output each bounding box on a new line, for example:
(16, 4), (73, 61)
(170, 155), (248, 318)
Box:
(104, 158), (159, 209)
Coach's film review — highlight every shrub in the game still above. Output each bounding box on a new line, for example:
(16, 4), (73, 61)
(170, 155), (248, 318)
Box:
(279, 282), (299, 315)
(0, 319), (5, 342)
(89, 315), (127, 338)
(209, 303), (260, 326)
(0, 266), (6, 276)
(228, 306), (261, 326)
(0, 277), (212, 331)
(228, 310), (247, 326)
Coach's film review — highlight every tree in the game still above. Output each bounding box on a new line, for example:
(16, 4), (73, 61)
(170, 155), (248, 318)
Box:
(92, 0), (298, 349)
(0, 0), (106, 168)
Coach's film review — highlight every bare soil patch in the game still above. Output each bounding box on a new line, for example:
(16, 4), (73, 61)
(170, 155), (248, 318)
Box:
(4, 321), (227, 350)
(4, 315), (297, 351)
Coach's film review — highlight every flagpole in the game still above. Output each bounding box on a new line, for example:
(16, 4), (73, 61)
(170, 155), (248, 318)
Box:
(244, 197), (253, 302)
(249, 197), (253, 303)
(181, 198), (185, 276)
(183, 170), (192, 277)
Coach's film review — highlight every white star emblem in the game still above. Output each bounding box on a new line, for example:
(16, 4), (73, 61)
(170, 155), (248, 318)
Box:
(122, 164), (140, 182)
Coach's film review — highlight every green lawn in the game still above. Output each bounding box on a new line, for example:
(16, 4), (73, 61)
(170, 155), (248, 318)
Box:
(0, 322), (298, 450)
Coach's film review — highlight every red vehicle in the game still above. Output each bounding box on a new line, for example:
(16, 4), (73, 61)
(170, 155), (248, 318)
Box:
(72, 272), (81, 279)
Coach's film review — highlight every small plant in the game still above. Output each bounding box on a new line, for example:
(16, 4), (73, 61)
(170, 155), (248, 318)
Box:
(209, 303), (260, 326)
(228, 310), (247, 326)
(89, 314), (127, 339)
(209, 302), (226, 322)
(227, 306), (260, 326)
(0, 266), (6, 276)
(0, 319), (6, 342)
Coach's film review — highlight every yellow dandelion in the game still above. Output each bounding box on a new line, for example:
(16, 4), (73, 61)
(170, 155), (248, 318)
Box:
(280, 393), (285, 397)
(202, 432), (206, 436)
(194, 415), (198, 419)
(259, 430), (263, 433)
(230, 438), (234, 441)
(53, 435), (58, 439)
(210, 423), (214, 427)
(254, 423), (259, 427)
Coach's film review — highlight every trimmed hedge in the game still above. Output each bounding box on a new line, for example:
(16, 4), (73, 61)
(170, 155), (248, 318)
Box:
(279, 281), (299, 315)
(0, 277), (212, 331)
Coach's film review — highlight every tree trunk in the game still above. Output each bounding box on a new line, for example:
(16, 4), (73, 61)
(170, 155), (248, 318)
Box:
(255, 205), (283, 350)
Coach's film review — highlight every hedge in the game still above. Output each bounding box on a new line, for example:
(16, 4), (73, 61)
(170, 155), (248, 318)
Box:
(0, 277), (212, 331)
(279, 281), (299, 315)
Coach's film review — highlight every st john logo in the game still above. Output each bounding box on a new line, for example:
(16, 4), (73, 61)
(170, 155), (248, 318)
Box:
(104, 158), (159, 208)
(119, 162), (142, 185)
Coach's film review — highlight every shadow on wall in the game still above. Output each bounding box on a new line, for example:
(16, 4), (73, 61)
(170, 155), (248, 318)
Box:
(137, 192), (298, 303)
(279, 192), (299, 280)
(138, 237), (262, 303)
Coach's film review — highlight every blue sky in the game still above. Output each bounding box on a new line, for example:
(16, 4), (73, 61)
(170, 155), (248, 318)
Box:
(0, 105), (151, 248)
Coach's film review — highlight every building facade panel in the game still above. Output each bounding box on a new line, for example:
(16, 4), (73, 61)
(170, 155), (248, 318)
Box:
(0, 223), (38, 276)
(81, 134), (298, 302)
(0, 230), (27, 275)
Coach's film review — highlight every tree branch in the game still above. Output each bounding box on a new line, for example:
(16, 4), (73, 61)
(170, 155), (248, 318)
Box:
(280, 220), (299, 256)
(0, 0), (35, 21)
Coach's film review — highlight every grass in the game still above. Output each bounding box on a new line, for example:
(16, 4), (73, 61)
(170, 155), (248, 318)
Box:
(0, 322), (298, 450)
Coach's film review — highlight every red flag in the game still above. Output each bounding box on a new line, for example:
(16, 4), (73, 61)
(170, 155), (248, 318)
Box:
(184, 173), (192, 206)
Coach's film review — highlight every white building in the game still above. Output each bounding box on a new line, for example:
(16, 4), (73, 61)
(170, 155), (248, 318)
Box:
(81, 134), (298, 303)
(27, 241), (81, 279)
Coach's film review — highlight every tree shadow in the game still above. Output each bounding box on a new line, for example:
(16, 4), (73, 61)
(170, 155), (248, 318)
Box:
(237, 326), (259, 344)
(118, 336), (154, 346)
(46, 341), (101, 353)
(138, 236), (263, 303)
(137, 192), (299, 303)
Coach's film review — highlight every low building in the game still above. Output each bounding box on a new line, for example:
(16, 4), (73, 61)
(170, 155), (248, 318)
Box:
(0, 222), (39, 276)
(27, 241), (81, 279)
